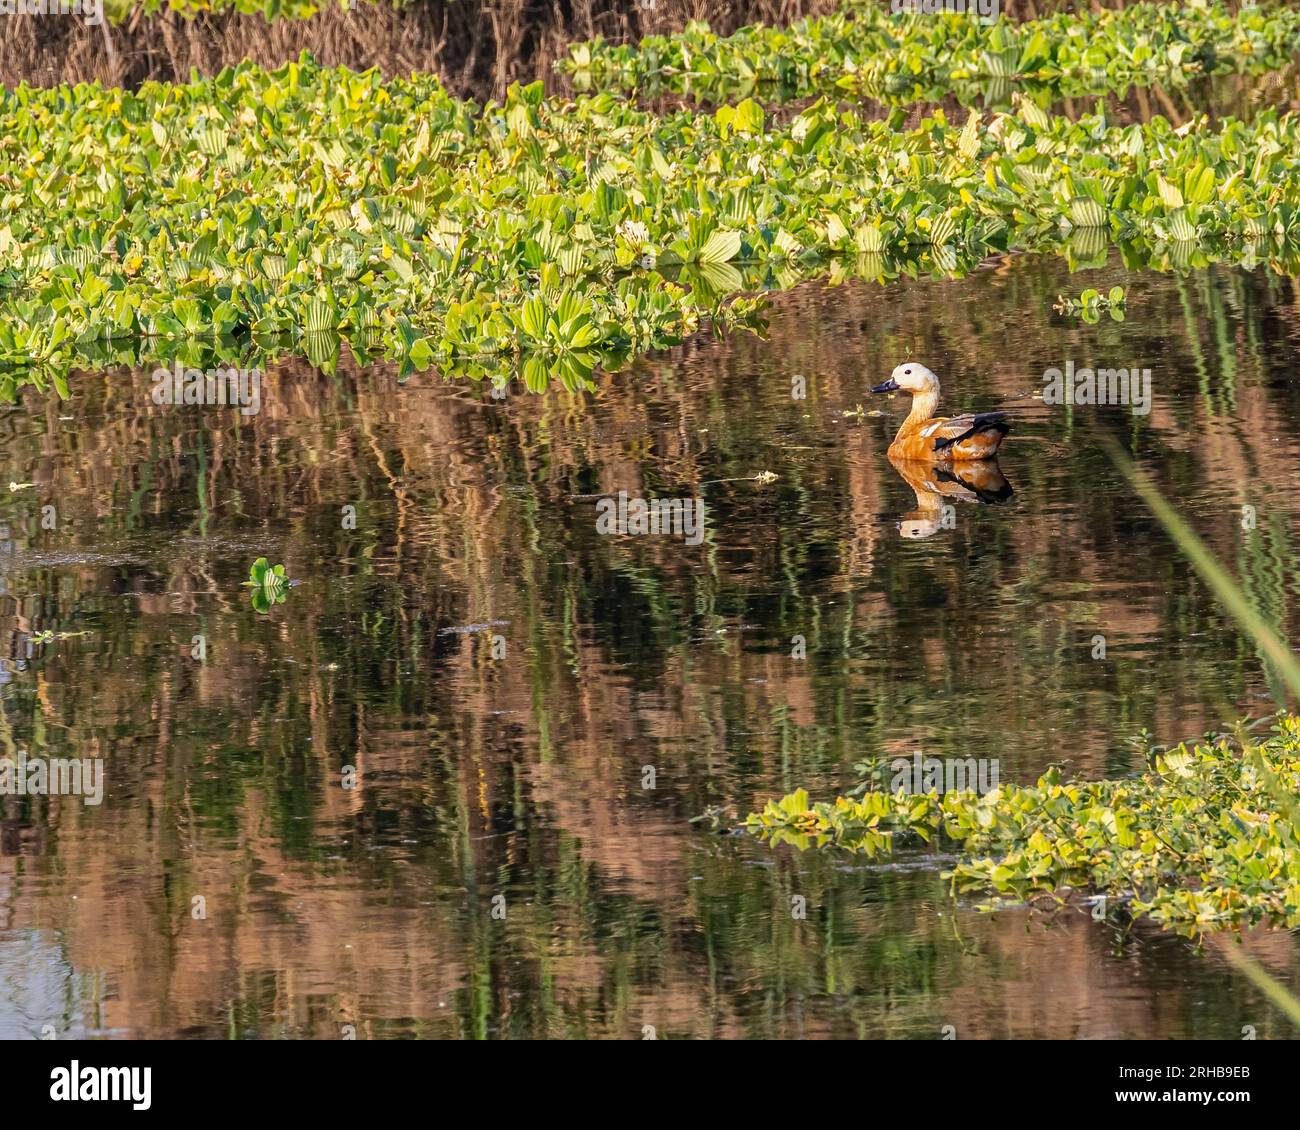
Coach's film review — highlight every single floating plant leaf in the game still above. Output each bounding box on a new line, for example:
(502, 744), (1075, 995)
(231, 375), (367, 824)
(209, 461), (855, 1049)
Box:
(242, 557), (291, 614)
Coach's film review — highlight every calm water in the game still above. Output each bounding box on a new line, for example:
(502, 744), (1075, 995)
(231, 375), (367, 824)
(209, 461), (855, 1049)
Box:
(2, 252), (1300, 1039)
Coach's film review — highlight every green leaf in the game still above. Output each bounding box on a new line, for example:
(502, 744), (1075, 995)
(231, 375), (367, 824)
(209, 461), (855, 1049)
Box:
(698, 229), (742, 265)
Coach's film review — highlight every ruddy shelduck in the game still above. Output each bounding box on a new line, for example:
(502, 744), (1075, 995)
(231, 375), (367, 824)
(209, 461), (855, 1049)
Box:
(871, 363), (1009, 462)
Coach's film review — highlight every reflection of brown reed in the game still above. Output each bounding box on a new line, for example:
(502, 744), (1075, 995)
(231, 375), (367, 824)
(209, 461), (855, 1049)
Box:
(2, 254), (1300, 1037)
(3, 257), (1298, 765)
(8, 801), (1292, 1037)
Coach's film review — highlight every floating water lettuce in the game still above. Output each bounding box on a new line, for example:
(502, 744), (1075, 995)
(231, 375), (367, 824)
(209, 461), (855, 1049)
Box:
(745, 716), (1300, 934)
(560, 0), (1300, 106)
(4, 52), (1300, 394)
(1054, 284), (1127, 321)
(242, 556), (290, 613)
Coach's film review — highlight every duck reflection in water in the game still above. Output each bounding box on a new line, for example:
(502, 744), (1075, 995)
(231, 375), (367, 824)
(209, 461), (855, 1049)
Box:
(888, 453), (1013, 540)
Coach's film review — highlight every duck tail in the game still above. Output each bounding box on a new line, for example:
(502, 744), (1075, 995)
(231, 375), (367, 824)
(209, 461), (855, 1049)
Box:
(932, 413), (1010, 454)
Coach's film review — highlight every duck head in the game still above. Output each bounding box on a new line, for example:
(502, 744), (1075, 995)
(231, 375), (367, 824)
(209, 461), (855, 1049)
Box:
(871, 362), (940, 396)
(899, 513), (944, 540)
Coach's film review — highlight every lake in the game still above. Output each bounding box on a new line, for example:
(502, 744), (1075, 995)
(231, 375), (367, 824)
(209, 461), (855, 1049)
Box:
(2, 249), (1298, 1037)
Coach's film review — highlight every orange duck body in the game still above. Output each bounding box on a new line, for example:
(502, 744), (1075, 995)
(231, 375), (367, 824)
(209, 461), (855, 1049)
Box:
(872, 363), (1009, 462)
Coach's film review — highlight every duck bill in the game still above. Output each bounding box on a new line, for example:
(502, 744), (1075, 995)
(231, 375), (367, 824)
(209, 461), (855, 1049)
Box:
(871, 378), (899, 393)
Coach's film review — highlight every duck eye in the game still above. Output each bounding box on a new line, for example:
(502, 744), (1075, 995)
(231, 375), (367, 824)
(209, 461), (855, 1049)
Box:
(904, 368), (912, 375)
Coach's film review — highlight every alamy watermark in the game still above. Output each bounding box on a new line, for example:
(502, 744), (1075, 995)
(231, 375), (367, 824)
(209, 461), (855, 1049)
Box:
(891, 0), (999, 25)
(1042, 361), (1151, 416)
(888, 752), (1000, 795)
(0, 751), (104, 806)
(595, 491), (705, 546)
(50, 1062), (150, 1110)
(0, 0), (103, 25)
(151, 361), (262, 416)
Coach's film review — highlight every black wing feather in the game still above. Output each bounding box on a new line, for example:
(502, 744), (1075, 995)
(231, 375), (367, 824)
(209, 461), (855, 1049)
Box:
(932, 412), (1010, 453)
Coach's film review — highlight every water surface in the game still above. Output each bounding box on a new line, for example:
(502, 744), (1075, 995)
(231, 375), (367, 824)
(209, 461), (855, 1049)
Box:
(2, 252), (1300, 1038)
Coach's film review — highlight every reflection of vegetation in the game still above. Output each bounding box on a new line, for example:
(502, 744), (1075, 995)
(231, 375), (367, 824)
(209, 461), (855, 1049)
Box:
(746, 397), (1300, 950)
(1114, 436), (1300, 706)
(4, 255), (1300, 1036)
(8, 52), (1300, 391)
(559, 1), (1300, 106)
(1118, 435), (1300, 1033)
(746, 716), (1300, 933)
